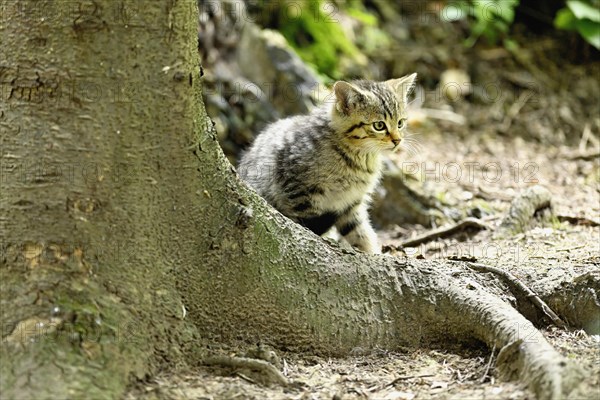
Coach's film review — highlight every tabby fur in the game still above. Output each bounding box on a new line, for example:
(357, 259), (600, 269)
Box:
(238, 74), (417, 254)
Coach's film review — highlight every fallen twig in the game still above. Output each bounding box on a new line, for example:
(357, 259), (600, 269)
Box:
(385, 374), (435, 388)
(557, 214), (600, 227)
(480, 343), (496, 383)
(563, 149), (600, 161)
(577, 123), (600, 155)
(400, 217), (491, 248)
(204, 355), (288, 385)
(236, 372), (257, 384)
(461, 184), (514, 202)
(556, 244), (586, 252)
(499, 90), (534, 133)
(453, 260), (567, 328)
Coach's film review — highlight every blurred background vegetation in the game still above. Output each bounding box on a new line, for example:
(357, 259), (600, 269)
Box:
(244, 0), (598, 79)
(197, 0), (598, 234)
(198, 0), (599, 159)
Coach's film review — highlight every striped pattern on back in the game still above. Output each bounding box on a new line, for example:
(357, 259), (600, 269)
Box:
(238, 74), (417, 254)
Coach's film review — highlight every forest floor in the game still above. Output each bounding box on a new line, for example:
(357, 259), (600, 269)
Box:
(126, 8), (599, 400)
(126, 92), (599, 400)
(128, 330), (598, 399)
(125, 133), (599, 399)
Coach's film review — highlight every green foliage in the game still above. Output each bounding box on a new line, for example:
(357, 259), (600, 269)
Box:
(344, 5), (391, 54)
(442, 0), (520, 47)
(345, 7), (378, 26)
(275, 0), (361, 78)
(252, 0), (389, 79)
(554, 0), (600, 49)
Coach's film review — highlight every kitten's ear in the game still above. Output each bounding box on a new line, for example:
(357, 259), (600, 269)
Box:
(333, 81), (368, 115)
(387, 73), (417, 103)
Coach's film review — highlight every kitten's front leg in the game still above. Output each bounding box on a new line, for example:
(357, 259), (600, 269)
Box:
(336, 204), (381, 254)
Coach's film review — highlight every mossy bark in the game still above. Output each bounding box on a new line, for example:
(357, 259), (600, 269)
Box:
(0, 1), (585, 400)
(1, 0), (201, 397)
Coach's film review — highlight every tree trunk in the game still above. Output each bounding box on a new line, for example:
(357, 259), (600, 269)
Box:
(1, 1), (201, 396)
(0, 1), (584, 399)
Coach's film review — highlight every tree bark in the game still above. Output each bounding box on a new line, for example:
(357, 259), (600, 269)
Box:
(1, 0), (202, 397)
(0, 1), (585, 399)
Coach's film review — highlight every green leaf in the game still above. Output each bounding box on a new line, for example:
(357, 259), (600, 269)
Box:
(495, 0), (518, 23)
(346, 8), (377, 26)
(567, 0), (600, 23)
(474, 0), (518, 22)
(554, 8), (578, 30)
(503, 38), (519, 52)
(448, 0), (520, 46)
(575, 18), (600, 48)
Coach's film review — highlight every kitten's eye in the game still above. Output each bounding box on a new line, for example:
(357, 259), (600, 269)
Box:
(398, 118), (407, 129)
(372, 121), (386, 132)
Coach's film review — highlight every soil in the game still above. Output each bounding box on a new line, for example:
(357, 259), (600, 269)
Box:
(126, 6), (599, 400)
(126, 333), (598, 400)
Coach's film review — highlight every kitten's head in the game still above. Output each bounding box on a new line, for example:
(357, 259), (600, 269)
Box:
(331, 74), (417, 153)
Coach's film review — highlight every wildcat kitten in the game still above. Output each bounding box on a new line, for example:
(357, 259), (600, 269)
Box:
(238, 74), (417, 254)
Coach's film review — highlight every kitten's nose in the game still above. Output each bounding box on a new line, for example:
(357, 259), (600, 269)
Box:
(392, 138), (401, 146)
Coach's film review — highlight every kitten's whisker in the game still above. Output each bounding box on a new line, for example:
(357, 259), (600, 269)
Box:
(403, 132), (422, 143)
(400, 140), (421, 156)
(402, 138), (420, 148)
(402, 135), (422, 149)
(404, 141), (422, 152)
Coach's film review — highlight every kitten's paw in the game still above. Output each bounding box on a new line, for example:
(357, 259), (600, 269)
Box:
(356, 239), (381, 254)
(369, 244), (382, 254)
(343, 219), (381, 254)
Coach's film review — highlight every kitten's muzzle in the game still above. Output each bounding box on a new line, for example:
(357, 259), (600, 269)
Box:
(392, 138), (401, 146)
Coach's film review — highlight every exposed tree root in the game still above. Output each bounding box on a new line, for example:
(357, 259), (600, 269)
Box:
(191, 233), (585, 400)
(203, 355), (288, 386)
(398, 217), (491, 248)
(1, 2), (590, 399)
(496, 185), (552, 237)
(451, 260), (567, 328)
(184, 127), (586, 400)
(427, 264), (584, 400)
(536, 270), (600, 335)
